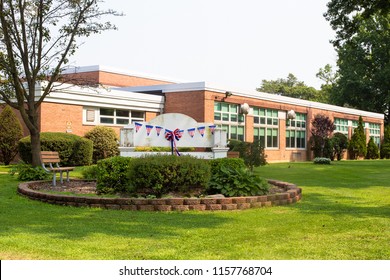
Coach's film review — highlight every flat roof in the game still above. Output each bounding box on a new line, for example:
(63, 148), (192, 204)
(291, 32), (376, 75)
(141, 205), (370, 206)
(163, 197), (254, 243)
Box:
(62, 65), (185, 84)
(124, 82), (385, 120)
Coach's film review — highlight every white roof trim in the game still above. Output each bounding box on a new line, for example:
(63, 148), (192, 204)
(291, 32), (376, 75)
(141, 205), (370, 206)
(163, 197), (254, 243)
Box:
(35, 82), (164, 112)
(61, 65), (185, 84)
(124, 82), (385, 120)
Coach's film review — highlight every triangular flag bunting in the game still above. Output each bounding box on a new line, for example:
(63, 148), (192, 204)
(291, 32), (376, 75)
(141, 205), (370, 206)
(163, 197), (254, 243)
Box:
(209, 125), (216, 135)
(155, 126), (163, 136)
(197, 126), (205, 137)
(187, 128), (196, 138)
(134, 122), (142, 133)
(145, 125), (154, 136)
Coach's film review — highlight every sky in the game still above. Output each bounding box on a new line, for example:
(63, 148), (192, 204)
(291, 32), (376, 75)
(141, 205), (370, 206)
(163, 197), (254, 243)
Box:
(71, 0), (337, 91)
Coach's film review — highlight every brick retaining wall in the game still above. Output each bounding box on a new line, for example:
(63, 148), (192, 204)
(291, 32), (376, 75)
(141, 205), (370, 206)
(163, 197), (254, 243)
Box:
(18, 180), (302, 211)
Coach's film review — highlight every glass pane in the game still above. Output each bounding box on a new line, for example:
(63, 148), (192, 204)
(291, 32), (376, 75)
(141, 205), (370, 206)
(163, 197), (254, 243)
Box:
(259, 128), (265, 136)
(238, 114), (244, 122)
(214, 102), (221, 111)
(267, 118), (272, 125)
(222, 113), (229, 121)
(100, 108), (114, 116)
(214, 112), (221, 120)
(254, 116), (259, 124)
(272, 110), (278, 118)
(116, 118), (129, 125)
(230, 104), (238, 113)
(238, 126), (244, 135)
(100, 117), (114, 124)
(222, 103), (229, 112)
(253, 108), (259, 116)
(131, 111), (144, 118)
(260, 109), (265, 116)
(116, 109), (129, 117)
(230, 114), (237, 122)
(254, 127), (259, 136)
(273, 119), (278, 126)
(260, 117), (266, 124)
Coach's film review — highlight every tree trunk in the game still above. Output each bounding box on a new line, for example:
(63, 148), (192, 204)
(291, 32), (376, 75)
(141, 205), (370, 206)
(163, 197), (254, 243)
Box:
(30, 128), (42, 167)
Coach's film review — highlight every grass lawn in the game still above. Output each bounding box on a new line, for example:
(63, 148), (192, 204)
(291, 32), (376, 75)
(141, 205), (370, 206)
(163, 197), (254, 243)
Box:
(0, 160), (389, 260)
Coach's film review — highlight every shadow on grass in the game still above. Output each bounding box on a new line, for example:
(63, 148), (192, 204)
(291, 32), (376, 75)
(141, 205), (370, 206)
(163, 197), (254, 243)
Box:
(0, 191), (231, 241)
(295, 191), (390, 219)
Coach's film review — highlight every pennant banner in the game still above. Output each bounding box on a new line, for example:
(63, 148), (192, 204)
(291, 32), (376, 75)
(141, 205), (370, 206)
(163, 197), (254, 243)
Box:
(209, 125), (216, 135)
(134, 122), (143, 133)
(155, 126), (163, 136)
(145, 125), (154, 136)
(197, 126), (205, 137)
(187, 128), (196, 138)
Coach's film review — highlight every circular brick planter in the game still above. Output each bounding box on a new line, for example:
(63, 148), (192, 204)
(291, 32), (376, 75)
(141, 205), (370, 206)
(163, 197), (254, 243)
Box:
(17, 179), (302, 211)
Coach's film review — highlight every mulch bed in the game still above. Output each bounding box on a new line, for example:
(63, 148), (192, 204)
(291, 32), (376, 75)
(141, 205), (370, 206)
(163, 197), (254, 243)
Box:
(28, 180), (286, 197)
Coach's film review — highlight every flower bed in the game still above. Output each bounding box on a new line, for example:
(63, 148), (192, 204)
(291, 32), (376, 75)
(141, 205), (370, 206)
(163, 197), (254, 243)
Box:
(18, 179), (302, 211)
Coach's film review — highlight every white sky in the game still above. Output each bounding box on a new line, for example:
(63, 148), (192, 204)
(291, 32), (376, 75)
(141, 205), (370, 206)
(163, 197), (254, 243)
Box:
(71, 0), (337, 90)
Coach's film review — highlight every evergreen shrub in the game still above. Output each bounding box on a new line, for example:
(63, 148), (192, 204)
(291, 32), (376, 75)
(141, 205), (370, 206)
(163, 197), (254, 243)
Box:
(84, 126), (119, 163)
(18, 132), (93, 166)
(9, 162), (50, 181)
(313, 157), (331, 164)
(366, 138), (379, 159)
(128, 155), (211, 197)
(0, 106), (23, 165)
(95, 156), (133, 194)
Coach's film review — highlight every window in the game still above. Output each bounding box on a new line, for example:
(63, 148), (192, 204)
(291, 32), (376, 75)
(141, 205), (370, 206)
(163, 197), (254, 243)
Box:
(369, 123), (381, 146)
(253, 107), (279, 148)
(214, 102), (245, 140)
(84, 107), (145, 125)
(286, 113), (306, 149)
(334, 118), (349, 135)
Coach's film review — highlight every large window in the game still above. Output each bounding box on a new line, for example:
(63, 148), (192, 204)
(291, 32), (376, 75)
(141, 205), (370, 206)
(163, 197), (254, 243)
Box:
(214, 102), (245, 141)
(334, 118), (349, 135)
(286, 113), (306, 149)
(369, 123), (381, 146)
(84, 107), (145, 125)
(253, 107), (279, 148)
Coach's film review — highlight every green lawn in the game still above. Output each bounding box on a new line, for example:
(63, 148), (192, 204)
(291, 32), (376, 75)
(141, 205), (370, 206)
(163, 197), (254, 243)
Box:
(0, 160), (389, 260)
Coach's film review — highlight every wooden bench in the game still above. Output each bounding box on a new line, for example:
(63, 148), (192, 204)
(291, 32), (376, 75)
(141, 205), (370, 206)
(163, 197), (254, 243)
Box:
(41, 151), (75, 186)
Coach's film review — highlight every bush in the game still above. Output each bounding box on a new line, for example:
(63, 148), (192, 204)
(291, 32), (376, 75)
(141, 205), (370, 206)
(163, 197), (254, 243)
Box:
(348, 116), (367, 159)
(0, 106), (23, 165)
(84, 126), (119, 163)
(228, 140), (267, 170)
(207, 166), (269, 197)
(128, 155), (211, 197)
(95, 156), (133, 194)
(332, 132), (348, 161)
(81, 165), (99, 180)
(209, 158), (246, 174)
(18, 132), (93, 166)
(380, 125), (390, 159)
(313, 157), (331, 165)
(9, 162), (50, 181)
(366, 138), (379, 159)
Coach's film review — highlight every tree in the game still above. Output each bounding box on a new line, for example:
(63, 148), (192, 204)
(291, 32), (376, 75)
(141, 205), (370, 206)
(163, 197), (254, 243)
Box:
(257, 73), (327, 102)
(0, 105), (23, 165)
(0, 0), (120, 166)
(366, 138), (379, 159)
(310, 114), (336, 158)
(324, 0), (390, 48)
(84, 126), (119, 163)
(380, 125), (390, 159)
(348, 116), (367, 159)
(331, 132), (348, 161)
(324, 2), (390, 124)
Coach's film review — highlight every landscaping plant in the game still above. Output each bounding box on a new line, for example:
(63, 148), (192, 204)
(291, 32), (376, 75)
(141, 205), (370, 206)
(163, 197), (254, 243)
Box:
(0, 106), (23, 165)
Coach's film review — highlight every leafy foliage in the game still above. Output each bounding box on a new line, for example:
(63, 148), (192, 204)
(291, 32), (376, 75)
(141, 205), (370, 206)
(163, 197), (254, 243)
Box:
(84, 126), (119, 163)
(331, 132), (349, 161)
(348, 116), (367, 159)
(380, 126), (390, 159)
(18, 132), (93, 166)
(9, 162), (50, 181)
(207, 166), (269, 197)
(0, 106), (23, 165)
(313, 157), (331, 165)
(128, 155), (211, 198)
(366, 138), (379, 159)
(310, 114), (336, 157)
(228, 140), (267, 171)
(95, 157), (133, 195)
(209, 158), (246, 174)
(0, 0), (120, 166)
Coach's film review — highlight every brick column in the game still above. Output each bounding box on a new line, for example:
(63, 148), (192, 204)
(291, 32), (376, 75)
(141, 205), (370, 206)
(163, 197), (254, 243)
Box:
(245, 114), (254, 142)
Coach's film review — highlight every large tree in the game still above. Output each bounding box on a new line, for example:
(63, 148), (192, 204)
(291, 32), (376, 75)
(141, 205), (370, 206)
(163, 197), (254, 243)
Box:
(257, 73), (328, 103)
(324, 1), (390, 124)
(0, 0), (120, 166)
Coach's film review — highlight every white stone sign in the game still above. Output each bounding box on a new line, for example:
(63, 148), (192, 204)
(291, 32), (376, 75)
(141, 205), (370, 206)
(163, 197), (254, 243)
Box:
(119, 113), (228, 159)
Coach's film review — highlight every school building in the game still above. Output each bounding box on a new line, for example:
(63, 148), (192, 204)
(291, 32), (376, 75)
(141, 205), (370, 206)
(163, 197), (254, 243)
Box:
(9, 65), (386, 162)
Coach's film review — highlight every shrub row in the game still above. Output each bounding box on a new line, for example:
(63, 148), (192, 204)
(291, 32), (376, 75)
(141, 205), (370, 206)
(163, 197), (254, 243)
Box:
(19, 132), (93, 166)
(85, 155), (269, 198)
